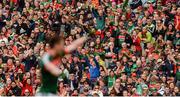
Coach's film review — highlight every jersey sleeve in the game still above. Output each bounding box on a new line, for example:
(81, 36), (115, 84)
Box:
(41, 53), (51, 67)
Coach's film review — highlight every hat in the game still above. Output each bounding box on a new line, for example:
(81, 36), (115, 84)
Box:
(89, 54), (94, 58)
(157, 59), (162, 63)
(39, 25), (44, 28)
(131, 73), (137, 77)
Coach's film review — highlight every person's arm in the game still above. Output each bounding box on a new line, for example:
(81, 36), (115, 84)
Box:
(42, 53), (62, 77)
(65, 36), (87, 53)
(94, 58), (100, 69)
(84, 56), (91, 67)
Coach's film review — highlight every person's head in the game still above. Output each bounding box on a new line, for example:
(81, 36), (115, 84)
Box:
(92, 93), (100, 97)
(58, 81), (64, 88)
(24, 89), (30, 96)
(122, 42), (127, 49)
(7, 58), (13, 65)
(26, 78), (31, 85)
(122, 56), (128, 63)
(18, 68), (23, 74)
(6, 78), (12, 85)
(109, 70), (114, 77)
(142, 27), (147, 33)
(128, 21), (133, 27)
(115, 78), (121, 88)
(147, 18), (151, 25)
(11, 81), (16, 88)
(156, 20), (162, 26)
(49, 36), (64, 54)
(110, 88), (117, 96)
(99, 79), (105, 86)
(169, 82), (175, 89)
(122, 90), (128, 96)
(25, 72), (31, 79)
(174, 87), (179, 94)
(94, 85), (99, 91)
(69, 73), (75, 80)
(168, 23), (174, 31)
(15, 60), (20, 66)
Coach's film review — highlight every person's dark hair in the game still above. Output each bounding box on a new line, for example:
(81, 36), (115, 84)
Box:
(48, 35), (64, 48)
(93, 93), (100, 97)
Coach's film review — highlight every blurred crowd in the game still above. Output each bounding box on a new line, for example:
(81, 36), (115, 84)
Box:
(0, 0), (180, 96)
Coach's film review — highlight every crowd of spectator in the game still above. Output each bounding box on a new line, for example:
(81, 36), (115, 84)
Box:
(0, 0), (180, 96)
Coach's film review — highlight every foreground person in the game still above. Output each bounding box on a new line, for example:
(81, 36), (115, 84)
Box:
(36, 35), (87, 96)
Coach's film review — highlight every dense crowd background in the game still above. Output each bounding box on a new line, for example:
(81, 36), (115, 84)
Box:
(0, 0), (180, 96)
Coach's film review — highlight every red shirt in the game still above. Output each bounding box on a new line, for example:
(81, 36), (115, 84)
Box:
(15, 64), (25, 72)
(21, 84), (33, 96)
(132, 36), (142, 51)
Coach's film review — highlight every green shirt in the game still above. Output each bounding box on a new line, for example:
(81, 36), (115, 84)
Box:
(108, 76), (116, 88)
(96, 16), (105, 30)
(176, 71), (180, 81)
(39, 53), (62, 94)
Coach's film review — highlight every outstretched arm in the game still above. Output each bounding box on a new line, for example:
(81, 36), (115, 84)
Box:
(65, 36), (87, 53)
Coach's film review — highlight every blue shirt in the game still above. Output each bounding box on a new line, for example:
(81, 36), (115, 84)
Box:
(85, 57), (100, 79)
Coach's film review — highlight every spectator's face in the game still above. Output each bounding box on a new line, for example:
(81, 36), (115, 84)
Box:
(28, 38), (33, 44)
(18, 19), (22, 24)
(174, 87), (179, 93)
(7, 59), (13, 65)
(119, 21), (124, 27)
(0, 4), (2, 9)
(122, 57), (127, 63)
(157, 20), (161, 26)
(24, 90), (30, 96)
(132, 31), (137, 37)
(94, 86), (99, 91)
(96, 38), (100, 44)
(169, 83), (175, 89)
(147, 19), (151, 25)
(121, 15), (126, 21)
(0, 68), (2, 74)
(128, 21), (133, 27)
(59, 82), (64, 88)
(110, 71), (114, 77)
(18, 69), (23, 74)
(142, 28), (147, 33)
(30, 68), (35, 74)
(15, 61), (20, 66)
(11, 82), (16, 88)
(2, 27), (6, 33)
(132, 56), (136, 62)
(70, 74), (75, 80)
(115, 79), (120, 87)
(26, 72), (31, 79)
(123, 90), (128, 96)
(122, 43), (127, 48)
(127, 78), (132, 84)
(6, 78), (11, 85)
(27, 79), (31, 84)
(0, 42), (5, 47)
(165, 87), (170, 94)
(168, 24), (173, 30)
